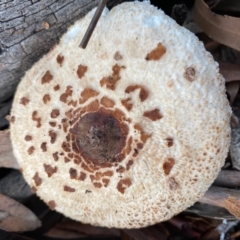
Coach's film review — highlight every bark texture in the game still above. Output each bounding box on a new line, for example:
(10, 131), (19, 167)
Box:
(0, 0), (125, 105)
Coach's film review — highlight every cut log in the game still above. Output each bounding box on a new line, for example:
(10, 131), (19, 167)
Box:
(0, 0), (125, 104)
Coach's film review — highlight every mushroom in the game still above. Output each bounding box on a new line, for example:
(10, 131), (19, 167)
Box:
(10, 1), (231, 228)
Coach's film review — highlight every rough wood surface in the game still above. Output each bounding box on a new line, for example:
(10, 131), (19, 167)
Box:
(0, 170), (33, 203)
(213, 170), (240, 188)
(200, 186), (240, 219)
(0, 0), (124, 104)
(0, 131), (19, 169)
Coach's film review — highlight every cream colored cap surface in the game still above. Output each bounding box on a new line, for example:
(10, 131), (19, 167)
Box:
(10, 1), (231, 228)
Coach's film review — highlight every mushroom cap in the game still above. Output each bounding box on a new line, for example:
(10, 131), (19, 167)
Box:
(10, 1), (231, 228)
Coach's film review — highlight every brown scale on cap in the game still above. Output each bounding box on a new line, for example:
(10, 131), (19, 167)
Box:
(68, 100), (77, 107)
(125, 85), (149, 102)
(126, 160), (134, 170)
(77, 64), (88, 79)
(74, 156), (82, 165)
(67, 153), (74, 159)
(89, 171), (114, 187)
(79, 172), (86, 181)
(100, 97), (115, 108)
(48, 200), (56, 210)
(137, 143), (144, 149)
(69, 168), (78, 179)
(41, 71), (53, 84)
(166, 138), (174, 147)
(121, 98), (133, 111)
(56, 54), (64, 67)
(49, 130), (57, 144)
(49, 122), (57, 127)
(61, 118), (69, 133)
(114, 51), (123, 61)
(124, 137), (132, 155)
(184, 67), (196, 82)
(117, 178), (132, 194)
(163, 158), (175, 175)
(64, 185), (75, 192)
(44, 164), (57, 177)
(20, 97), (30, 106)
(79, 88), (99, 104)
(116, 166), (125, 173)
(64, 157), (71, 163)
(62, 142), (70, 153)
(102, 178), (110, 187)
(52, 152), (59, 161)
(81, 162), (94, 173)
(33, 172), (42, 186)
(41, 142), (47, 152)
(24, 135), (32, 141)
(32, 111), (41, 128)
(65, 109), (73, 119)
(82, 99), (100, 113)
(43, 94), (51, 104)
(60, 86), (73, 104)
(145, 42), (166, 61)
(53, 85), (60, 91)
(134, 124), (151, 143)
(51, 109), (60, 118)
(100, 64), (125, 90)
(93, 182), (102, 188)
(143, 108), (163, 121)
(27, 146), (35, 155)
(133, 148), (139, 157)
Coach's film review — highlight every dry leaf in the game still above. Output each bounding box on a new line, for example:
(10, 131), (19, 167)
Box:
(209, 0), (240, 16)
(219, 62), (240, 82)
(231, 113), (239, 128)
(42, 21), (50, 30)
(224, 197), (240, 219)
(230, 109), (240, 169)
(0, 193), (41, 232)
(45, 220), (119, 238)
(193, 0), (240, 51)
(123, 226), (168, 240)
(0, 131), (19, 169)
(168, 217), (201, 239)
(45, 227), (86, 239)
(226, 81), (240, 105)
(121, 231), (132, 240)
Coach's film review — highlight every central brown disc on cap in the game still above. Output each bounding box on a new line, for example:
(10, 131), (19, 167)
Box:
(76, 110), (126, 164)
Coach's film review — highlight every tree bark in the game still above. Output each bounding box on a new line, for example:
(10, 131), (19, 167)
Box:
(0, 0), (125, 105)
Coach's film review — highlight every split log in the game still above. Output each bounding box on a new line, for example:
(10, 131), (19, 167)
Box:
(200, 186), (240, 219)
(213, 170), (240, 188)
(0, 0), (125, 104)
